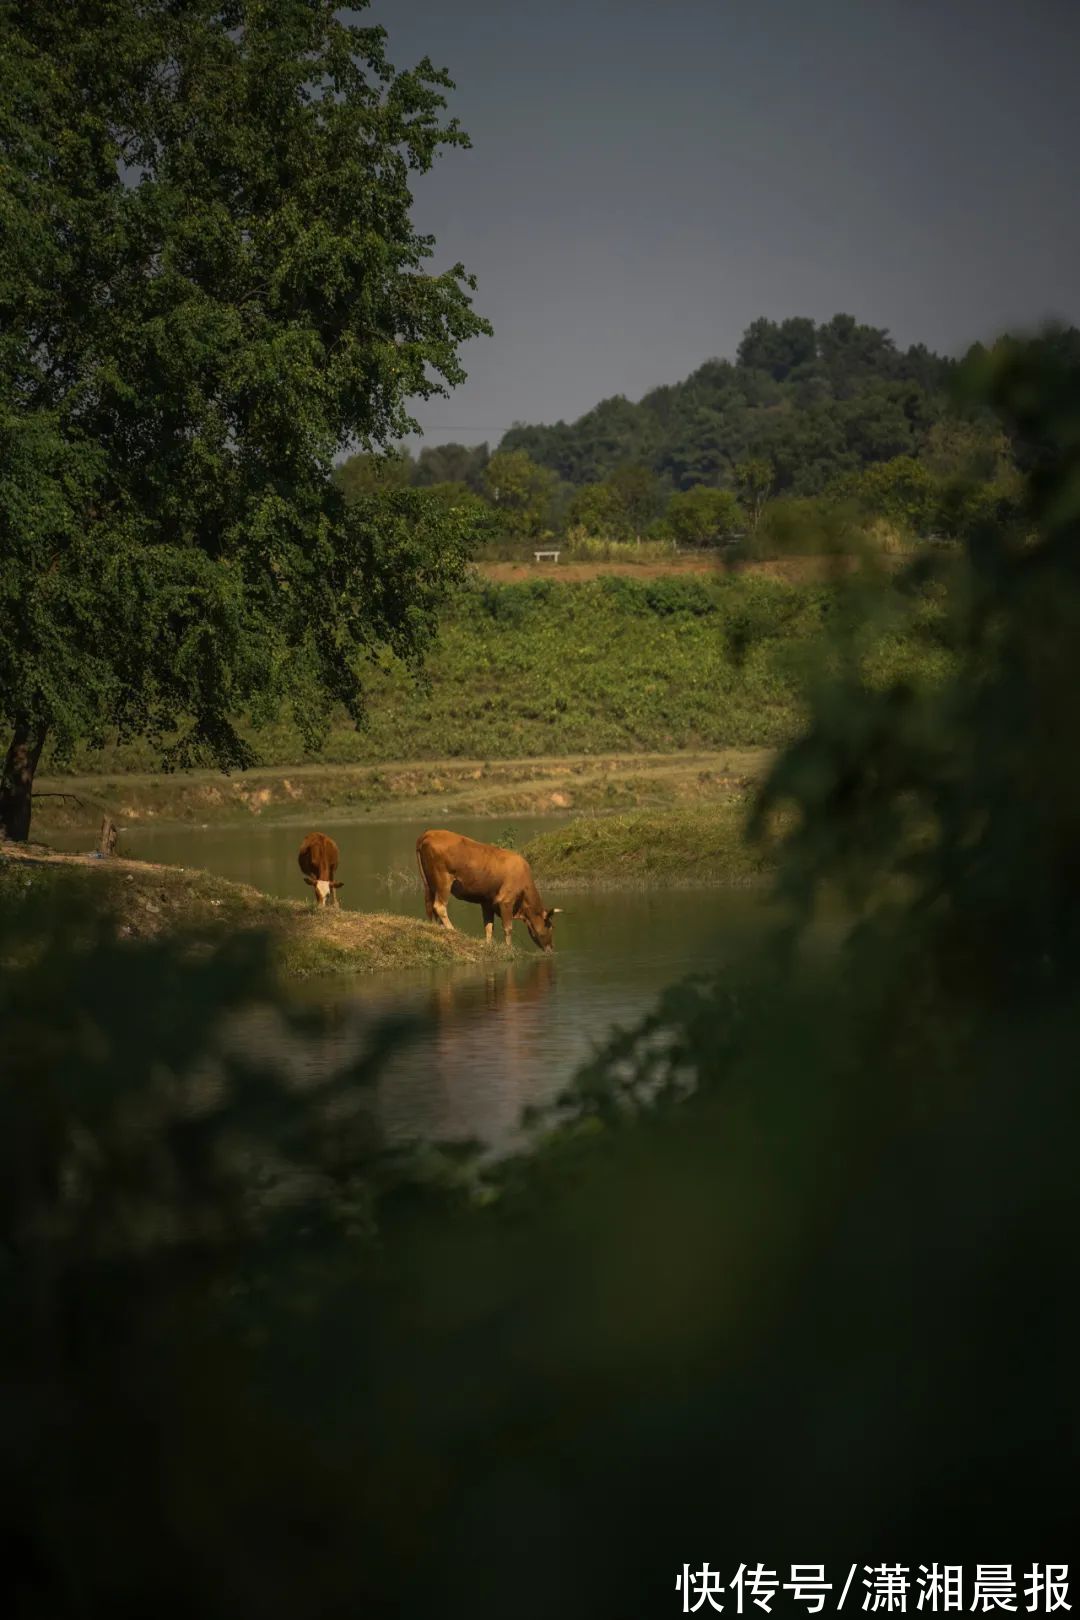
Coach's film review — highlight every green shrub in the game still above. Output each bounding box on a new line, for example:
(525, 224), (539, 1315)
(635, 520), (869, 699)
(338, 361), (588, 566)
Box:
(846, 455), (937, 533)
(746, 493), (859, 557)
(665, 485), (745, 547)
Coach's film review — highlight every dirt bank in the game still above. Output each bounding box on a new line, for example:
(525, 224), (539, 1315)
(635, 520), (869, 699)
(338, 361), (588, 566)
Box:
(0, 846), (504, 978)
(31, 748), (774, 836)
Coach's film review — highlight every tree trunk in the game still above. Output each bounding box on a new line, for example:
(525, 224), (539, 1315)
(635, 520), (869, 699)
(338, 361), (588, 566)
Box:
(0, 722), (47, 843)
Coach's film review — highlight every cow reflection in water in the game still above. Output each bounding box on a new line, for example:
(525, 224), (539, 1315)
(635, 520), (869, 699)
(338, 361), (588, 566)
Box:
(384, 957), (558, 1150)
(219, 960), (558, 1155)
(429, 956), (556, 1022)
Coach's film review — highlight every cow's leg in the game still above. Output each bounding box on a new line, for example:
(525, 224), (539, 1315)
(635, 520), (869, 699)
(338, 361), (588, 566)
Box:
(498, 901), (515, 947)
(433, 886), (455, 931)
(481, 900), (495, 946)
(416, 847), (436, 921)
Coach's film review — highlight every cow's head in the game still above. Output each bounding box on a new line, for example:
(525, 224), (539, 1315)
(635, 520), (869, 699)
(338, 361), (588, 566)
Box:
(304, 877), (344, 907)
(524, 905), (562, 952)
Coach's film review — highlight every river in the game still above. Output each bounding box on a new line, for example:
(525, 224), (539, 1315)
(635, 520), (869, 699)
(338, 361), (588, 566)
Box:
(102, 815), (776, 1153)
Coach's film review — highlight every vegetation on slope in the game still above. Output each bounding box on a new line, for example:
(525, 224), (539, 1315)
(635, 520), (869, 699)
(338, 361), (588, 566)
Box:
(499, 313), (956, 491)
(337, 315), (1053, 555)
(42, 573), (954, 779)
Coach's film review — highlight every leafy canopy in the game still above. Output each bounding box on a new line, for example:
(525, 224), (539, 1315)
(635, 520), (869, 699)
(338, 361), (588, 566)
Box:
(480, 448), (558, 538)
(0, 0), (490, 799)
(664, 485), (744, 548)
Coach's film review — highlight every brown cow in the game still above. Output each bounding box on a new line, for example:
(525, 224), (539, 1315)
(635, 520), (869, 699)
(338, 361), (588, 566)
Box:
(416, 828), (561, 951)
(297, 831), (344, 907)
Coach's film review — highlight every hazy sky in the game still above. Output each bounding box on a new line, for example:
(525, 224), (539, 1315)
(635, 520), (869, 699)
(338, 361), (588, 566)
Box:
(360, 0), (1080, 451)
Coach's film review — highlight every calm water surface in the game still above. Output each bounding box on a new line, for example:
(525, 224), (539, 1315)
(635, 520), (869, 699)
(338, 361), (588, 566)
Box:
(106, 815), (776, 1153)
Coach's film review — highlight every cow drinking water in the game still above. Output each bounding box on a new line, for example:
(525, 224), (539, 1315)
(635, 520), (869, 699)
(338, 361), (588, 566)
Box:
(416, 828), (561, 951)
(298, 831), (343, 907)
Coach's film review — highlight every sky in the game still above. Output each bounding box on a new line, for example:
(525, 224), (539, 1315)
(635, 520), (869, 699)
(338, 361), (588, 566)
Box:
(358, 0), (1080, 452)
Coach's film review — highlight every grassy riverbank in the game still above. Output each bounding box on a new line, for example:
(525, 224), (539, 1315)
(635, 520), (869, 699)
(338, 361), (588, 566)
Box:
(0, 849), (501, 979)
(524, 799), (774, 888)
(39, 573), (951, 781)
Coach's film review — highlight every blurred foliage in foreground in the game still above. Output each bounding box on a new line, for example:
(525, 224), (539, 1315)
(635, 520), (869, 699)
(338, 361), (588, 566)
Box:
(3, 335), (1079, 1615)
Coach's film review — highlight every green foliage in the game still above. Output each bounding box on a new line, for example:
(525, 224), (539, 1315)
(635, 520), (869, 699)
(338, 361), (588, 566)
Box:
(566, 464), (663, 540)
(334, 449), (416, 499)
(748, 492), (862, 557)
(837, 451), (1028, 543)
(48, 572), (955, 770)
(0, 0), (489, 835)
(933, 473), (1027, 543)
(411, 480), (493, 529)
(665, 485), (744, 547)
(502, 392), (659, 485)
(736, 314), (818, 379)
(732, 456), (774, 529)
(337, 440), (491, 496)
(0, 881), (405, 1615)
(920, 416), (1015, 481)
(754, 330), (1080, 955)
(412, 440), (491, 490)
(844, 455), (938, 533)
(604, 463), (664, 536)
(338, 321), (1045, 558)
(507, 328), (1080, 1591)
(566, 480), (626, 536)
(496, 313), (972, 494)
(481, 448), (558, 537)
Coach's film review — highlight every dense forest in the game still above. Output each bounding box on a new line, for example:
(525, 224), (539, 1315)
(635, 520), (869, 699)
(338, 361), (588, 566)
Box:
(500, 313), (954, 490)
(337, 315), (1077, 549)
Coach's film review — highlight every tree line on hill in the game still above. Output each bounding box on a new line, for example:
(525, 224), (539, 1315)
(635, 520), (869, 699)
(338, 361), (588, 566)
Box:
(337, 315), (1080, 550)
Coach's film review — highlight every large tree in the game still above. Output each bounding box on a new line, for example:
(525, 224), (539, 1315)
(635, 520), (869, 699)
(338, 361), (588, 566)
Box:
(0, 0), (489, 839)
(480, 448), (557, 538)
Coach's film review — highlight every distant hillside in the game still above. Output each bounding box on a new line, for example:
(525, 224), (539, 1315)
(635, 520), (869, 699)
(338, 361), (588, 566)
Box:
(498, 313), (956, 493)
(338, 317), (1077, 534)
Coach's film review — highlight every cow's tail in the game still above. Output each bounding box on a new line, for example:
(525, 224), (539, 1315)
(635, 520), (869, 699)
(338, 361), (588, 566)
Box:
(416, 836), (435, 921)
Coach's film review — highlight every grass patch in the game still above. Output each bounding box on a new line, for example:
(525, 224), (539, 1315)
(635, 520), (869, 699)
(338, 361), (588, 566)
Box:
(523, 799), (774, 888)
(0, 850), (503, 979)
